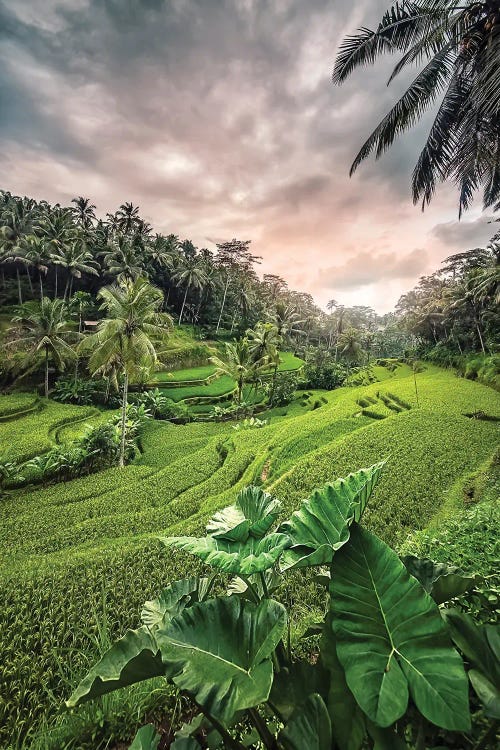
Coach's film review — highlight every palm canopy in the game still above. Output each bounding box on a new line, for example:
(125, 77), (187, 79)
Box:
(10, 298), (76, 397)
(81, 277), (171, 380)
(103, 235), (144, 281)
(333, 1), (500, 214)
(210, 338), (270, 403)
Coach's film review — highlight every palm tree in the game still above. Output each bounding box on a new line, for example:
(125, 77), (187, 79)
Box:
(0, 197), (34, 304)
(22, 235), (49, 300)
(172, 258), (208, 325)
(444, 277), (487, 353)
(338, 327), (364, 365)
(271, 302), (305, 342)
(114, 202), (141, 234)
(246, 321), (281, 402)
(334, 1), (500, 214)
(52, 240), (98, 299)
(80, 278), (171, 466)
(10, 298), (76, 398)
(71, 197), (96, 230)
(103, 235), (144, 281)
(38, 208), (77, 297)
(210, 338), (268, 404)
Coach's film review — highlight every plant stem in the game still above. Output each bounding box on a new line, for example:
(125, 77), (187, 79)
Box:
(248, 707), (277, 750)
(119, 370), (128, 468)
(474, 720), (499, 750)
(195, 703), (244, 750)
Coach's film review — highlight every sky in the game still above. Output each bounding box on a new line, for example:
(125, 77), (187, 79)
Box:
(0, 0), (496, 313)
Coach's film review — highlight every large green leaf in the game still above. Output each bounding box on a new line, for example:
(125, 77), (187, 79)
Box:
(330, 525), (470, 731)
(269, 660), (329, 720)
(279, 693), (331, 750)
(279, 462), (384, 571)
(67, 627), (165, 707)
(141, 577), (210, 630)
(171, 739), (202, 750)
(320, 612), (365, 750)
(469, 669), (500, 719)
(129, 724), (160, 750)
(160, 533), (290, 575)
(157, 597), (286, 722)
(366, 722), (408, 750)
(401, 555), (477, 604)
(207, 485), (281, 542)
(442, 610), (500, 684)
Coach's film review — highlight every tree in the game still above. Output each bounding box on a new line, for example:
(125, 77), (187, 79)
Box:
(172, 258), (208, 325)
(246, 322), (281, 402)
(210, 338), (269, 404)
(71, 197), (96, 230)
(103, 235), (144, 281)
(10, 298), (76, 398)
(334, 1), (500, 214)
(81, 278), (171, 467)
(52, 240), (98, 299)
(114, 202), (142, 234)
(214, 240), (259, 333)
(21, 235), (49, 300)
(338, 327), (364, 365)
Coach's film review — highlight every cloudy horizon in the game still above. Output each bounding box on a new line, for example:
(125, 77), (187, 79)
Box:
(1, 0), (496, 313)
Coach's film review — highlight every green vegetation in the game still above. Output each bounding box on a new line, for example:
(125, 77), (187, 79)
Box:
(0, 364), (498, 748)
(66, 465), (492, 750)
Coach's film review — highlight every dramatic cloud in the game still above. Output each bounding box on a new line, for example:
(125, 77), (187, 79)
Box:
(0, 0), (495, 312)
(318, 249), (428, 291)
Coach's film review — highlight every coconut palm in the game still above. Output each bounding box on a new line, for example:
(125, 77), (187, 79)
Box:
(271, 302), (305, 342)
(172, 258), (208, 325)
(246, 321), (282, 401)
(210, 338), (269, 404)
(103, 235), (144, 281)
(80, 278), (172, 467)
(338, 327), (364, 364)
(10, 298), (76, 398)
(334, 1), (500, 214)
(21, 235), (49, 300)
(38, 208), (77, 297)
(52, 240), (99, 299)
(71, 197), (96, 230)
(0, 197), (34, 304)
(114, 202), (141, 234)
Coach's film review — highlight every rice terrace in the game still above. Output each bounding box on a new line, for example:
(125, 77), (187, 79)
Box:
(0, 1), (499, 749)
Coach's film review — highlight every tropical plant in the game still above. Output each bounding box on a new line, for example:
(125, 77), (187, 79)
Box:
(210, 338), (269, 404)
(80, 278), (171, 466)
(67, 462), (486, 750)
(172, 258), (208, 325)
(9, 298), (77, 397)
(334, 0), (500, 214)
(103, 235), (145, 281)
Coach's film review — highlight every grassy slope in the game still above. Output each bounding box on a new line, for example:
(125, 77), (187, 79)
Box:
(0, 364), (499, 747)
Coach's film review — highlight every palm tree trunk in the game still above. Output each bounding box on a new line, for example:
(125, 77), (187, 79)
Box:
(39, 273), (44, 301)
(44, 346), (49, 399)
(119, 371), (129, 468)
(63, 275), (70, 300)
(475, 319), (486, 354)
(54, 266), (58, 298)
(216, 275), (229, 333)
(69, 275), (74, 299)
(26, 268), (33, 296)
(179, 285), (189, 325)
(270, 363), (278, 406)
(16, 267), (23, 305)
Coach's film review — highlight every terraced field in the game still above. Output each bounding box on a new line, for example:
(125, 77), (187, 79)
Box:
(1, 363), (499, 748)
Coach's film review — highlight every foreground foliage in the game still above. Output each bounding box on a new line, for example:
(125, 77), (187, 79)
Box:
(67, 463), (498, 749)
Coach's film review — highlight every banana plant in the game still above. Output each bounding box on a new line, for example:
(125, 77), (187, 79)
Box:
(67, 463), (482, 749)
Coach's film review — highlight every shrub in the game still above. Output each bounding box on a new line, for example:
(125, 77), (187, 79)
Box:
(264, 371), (298, 407)
(302, 360), (347, 390)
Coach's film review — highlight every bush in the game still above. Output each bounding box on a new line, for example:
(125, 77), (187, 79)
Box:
(302, 360), (347, 390)
(264, 372), (298, 407)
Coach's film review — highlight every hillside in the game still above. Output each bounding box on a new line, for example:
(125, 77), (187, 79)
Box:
(0, 362), (499, 747)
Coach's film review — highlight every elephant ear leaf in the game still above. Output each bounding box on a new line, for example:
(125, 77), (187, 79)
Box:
(279, 693), (331, 750)
(157, 597), (286, 723)
(67, 627), (164, 707)
(279, 462), (384, 571)
(401, 555), (477, 604)
(330, 524), (470, 731)
(207, 485), (281, 541)
(160, 533), (290, 575)
(468, 669), (500, 719)
(141, 577), (210, 630)
(129, 724), (160, 749)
